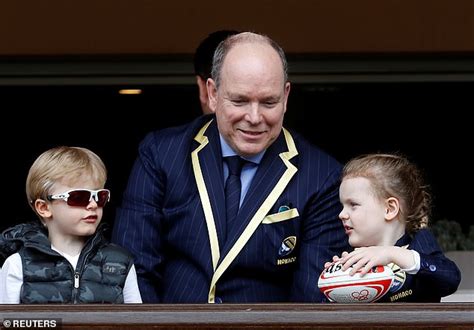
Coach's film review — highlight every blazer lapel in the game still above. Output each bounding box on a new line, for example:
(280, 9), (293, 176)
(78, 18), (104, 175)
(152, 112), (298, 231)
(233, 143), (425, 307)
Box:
(224, 131), (291, 247)
(208, 128), (299, 302)
(191, 119), (226, 271)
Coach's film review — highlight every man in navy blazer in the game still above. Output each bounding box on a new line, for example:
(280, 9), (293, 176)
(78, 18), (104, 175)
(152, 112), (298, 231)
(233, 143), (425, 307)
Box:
(112, 32), (349, 303)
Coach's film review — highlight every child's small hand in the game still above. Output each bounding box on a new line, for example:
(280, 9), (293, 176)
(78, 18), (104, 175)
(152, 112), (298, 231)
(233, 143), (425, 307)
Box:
(323, 251), (349, 269)
(339, 246), (399, 276)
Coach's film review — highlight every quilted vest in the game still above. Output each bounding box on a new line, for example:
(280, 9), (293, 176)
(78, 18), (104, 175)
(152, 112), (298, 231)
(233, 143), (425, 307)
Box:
(1, 222), (133, 304)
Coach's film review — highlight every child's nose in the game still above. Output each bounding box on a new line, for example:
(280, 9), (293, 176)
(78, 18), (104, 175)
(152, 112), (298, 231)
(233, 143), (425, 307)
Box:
(339, 209), (348, 221)
(86, 199), (98, 209)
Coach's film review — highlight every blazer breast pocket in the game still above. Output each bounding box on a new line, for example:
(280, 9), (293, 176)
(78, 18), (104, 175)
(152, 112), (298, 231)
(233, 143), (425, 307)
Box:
(262, 208), (299, 224)
(261, 208), (300, 271)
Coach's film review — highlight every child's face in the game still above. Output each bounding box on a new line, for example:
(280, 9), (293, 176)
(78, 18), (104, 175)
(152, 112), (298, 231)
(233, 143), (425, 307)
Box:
(45, 178), (104, 241)
(338, 177), (387, 247)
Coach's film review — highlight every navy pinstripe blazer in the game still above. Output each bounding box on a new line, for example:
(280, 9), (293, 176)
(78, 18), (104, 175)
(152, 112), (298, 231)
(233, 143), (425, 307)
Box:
(112, 115), (349, 303)
(381, 229), (461, 302)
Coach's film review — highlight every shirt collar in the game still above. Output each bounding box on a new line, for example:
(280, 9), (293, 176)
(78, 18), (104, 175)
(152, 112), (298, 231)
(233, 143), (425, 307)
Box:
(219, 134), (265, 165)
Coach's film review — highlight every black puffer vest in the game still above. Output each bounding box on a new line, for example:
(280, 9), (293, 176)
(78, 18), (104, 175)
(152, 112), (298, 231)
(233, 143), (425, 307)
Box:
(0, 222), (133, 303)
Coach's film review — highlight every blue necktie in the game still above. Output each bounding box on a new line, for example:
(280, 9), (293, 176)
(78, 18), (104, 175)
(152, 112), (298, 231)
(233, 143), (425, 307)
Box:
(225, 156), (245, 224)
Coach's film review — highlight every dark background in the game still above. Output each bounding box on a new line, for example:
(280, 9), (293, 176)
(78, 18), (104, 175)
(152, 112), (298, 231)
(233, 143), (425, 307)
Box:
(1, 81), (471, 233)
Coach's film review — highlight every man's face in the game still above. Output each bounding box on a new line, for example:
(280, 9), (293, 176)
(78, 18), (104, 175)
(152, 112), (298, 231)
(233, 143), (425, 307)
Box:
(207, 42), (290, 157)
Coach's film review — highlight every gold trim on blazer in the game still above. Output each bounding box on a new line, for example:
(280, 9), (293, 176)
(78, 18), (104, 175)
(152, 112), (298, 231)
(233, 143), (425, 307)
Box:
(206, 128), (299, 303)
(262, 208), (299, 224)
(192, 119), (220, 271)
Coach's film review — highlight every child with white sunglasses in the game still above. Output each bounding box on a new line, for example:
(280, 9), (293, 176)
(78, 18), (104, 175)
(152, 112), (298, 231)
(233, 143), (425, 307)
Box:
(0, 146), (142, 303)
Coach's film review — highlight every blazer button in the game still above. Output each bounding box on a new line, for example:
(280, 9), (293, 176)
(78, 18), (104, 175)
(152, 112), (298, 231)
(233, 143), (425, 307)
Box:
(429, 265), (437, 272)
(215, 297), (223, 304)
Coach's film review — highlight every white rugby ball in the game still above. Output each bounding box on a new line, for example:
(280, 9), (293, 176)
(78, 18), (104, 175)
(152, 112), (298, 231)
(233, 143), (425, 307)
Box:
(318, 261), (394, 303)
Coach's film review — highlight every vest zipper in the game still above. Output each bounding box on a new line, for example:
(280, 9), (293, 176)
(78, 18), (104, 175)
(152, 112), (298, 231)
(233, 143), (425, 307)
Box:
(72, 231), (101, 302)
(74, 272), (80, 288)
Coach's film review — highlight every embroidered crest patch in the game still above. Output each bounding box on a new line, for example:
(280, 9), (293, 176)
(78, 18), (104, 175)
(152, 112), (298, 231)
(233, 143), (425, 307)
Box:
(278, 236), (296, 256)
(387, 262), (407, 293)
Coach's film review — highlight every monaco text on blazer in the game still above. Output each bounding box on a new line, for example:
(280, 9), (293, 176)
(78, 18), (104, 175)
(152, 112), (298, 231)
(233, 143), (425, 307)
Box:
(382, 229), (461, 302)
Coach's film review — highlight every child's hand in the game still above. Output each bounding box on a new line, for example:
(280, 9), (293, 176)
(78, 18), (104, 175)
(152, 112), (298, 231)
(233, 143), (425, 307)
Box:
(323, 251), (349, 269)
(339, 246), (396, 276)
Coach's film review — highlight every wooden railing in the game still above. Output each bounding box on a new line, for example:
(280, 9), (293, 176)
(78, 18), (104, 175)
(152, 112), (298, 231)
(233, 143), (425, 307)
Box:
(1, 303), (473, 329)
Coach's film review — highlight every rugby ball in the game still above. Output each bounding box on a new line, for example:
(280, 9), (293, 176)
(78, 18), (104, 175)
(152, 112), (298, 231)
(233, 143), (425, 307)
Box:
(318, 261), (394, 303)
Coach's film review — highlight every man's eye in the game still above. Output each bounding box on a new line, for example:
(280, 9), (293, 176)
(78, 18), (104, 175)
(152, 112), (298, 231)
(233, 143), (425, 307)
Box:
(232, 100), (247, 106)
(264, 102), (277, 107)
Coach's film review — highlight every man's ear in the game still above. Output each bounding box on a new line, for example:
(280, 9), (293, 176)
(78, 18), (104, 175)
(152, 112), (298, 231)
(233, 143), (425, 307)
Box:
(283, 81), (291, 114)
(196, 76), (211, 114)
(34, 199), (52, 219)
(206, 78), (218, 113)
(384, 197), (400, 221)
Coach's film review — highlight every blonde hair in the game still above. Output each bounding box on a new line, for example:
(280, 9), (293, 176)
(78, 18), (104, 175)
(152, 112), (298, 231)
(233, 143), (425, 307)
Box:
(342, 153), (431, 234)
(26, 146), (107, 213)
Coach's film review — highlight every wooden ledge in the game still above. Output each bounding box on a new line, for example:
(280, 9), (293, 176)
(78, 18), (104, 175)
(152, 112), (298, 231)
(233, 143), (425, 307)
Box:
(1, 303), (473, 329)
